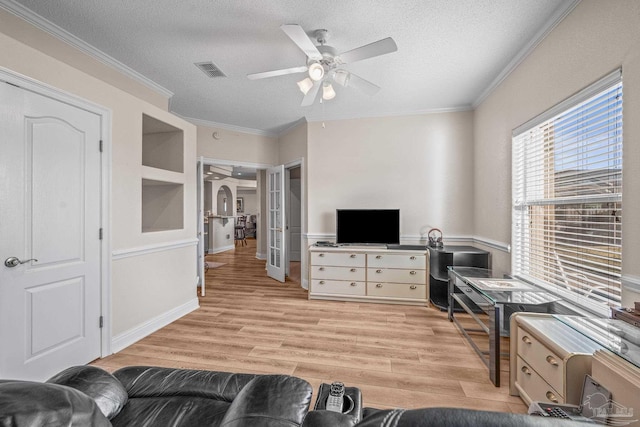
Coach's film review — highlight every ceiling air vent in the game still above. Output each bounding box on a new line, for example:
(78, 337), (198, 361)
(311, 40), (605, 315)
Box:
(195, 61), (226, 78)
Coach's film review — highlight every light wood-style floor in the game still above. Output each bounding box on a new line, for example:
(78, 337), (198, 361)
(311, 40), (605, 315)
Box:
(93, 239), (526, 413)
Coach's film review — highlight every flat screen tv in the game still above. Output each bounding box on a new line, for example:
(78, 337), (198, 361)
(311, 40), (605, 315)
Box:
(336, 209), (400, 245)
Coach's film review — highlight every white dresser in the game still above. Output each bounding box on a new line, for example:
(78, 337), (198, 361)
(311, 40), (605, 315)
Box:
(510, 313), (603, 405)
(308, 246), (429, 305)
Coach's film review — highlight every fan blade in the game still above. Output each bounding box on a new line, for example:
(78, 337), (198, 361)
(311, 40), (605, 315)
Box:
(337, 37), (397, 64)
(301, 81), (321, 106)
(334, 71), (380, 96)
(281, 24), (322, 60)
(247, 65), (308, 80)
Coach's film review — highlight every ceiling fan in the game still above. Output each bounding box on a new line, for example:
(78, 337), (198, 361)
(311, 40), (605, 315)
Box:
(247, 24), (397, 106)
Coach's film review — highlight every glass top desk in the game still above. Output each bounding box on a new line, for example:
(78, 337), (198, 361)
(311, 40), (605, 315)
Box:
(554, 315), (640, 370)
(447, 267), (560, 386)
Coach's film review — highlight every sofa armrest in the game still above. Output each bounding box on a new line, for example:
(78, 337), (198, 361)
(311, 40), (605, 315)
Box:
(302, 410), (358, 427)
(47, 365), (128, 420)
(220, 375), (313, 426)
(113, 366), (257, 401)
(355, 408), (596, 426)
(0, 380), (111, 426)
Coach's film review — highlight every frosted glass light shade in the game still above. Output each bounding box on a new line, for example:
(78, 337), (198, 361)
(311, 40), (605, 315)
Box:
(308, 62), (324, 81)
(322, 82), (336, 100)
(297, 78), (314, 95)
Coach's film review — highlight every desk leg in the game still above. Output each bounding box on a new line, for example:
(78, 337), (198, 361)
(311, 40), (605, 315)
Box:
(447, 274), (454, 322)
(488, 305), (500, 387)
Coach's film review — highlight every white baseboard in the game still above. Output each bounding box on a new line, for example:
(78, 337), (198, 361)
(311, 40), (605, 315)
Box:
(110, 297), (199, 353)
(255, 252), (266, 260)
(208, 244), (234, 254)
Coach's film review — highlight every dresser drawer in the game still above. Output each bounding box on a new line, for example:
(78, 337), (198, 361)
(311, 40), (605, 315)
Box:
(311, 252), (365, 267)
(311, 279), (365, 296)
(367, 253), (426, 269)
(517, 356), (565, 404)
(312, 265), (366, 281)
(517, 326), (564, 395)
(367, 267), (425, 284)
(367, 282), (426, 299)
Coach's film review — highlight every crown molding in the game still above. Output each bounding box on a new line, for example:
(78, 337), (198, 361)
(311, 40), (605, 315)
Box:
(472, 0), (581, 108)
(0, 0), (173, 99)
(305, 105), (473, 125)
(181, 115), (279, 138)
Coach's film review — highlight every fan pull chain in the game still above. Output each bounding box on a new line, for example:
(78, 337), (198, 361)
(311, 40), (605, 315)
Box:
(321, 97), (326, 128)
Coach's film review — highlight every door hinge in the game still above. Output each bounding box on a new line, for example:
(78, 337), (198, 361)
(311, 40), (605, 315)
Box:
(99, 139), (103, 152)
(99, 316), (104, 328)
(99, 228), (103, 240)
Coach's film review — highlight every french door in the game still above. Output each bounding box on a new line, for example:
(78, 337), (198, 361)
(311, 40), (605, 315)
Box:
(266, 165), (286, 282)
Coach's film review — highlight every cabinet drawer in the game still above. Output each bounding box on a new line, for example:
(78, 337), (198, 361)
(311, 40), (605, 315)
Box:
(367, 267), (425, 284)
(311, 252), (365, 267)
(311, 279), (365, 296)
(367, 253), (426, 269)
(312, 266), (365, 281)
(517, 356), (565, 404)
(517, 327), (564, 395)
(367, 282), (426, 300)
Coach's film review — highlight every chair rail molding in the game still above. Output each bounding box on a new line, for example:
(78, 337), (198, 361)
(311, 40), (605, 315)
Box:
(112, 238), (198, 260)
(622, 275), (640, 293)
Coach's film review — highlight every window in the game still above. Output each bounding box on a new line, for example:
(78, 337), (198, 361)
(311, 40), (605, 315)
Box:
(512, 70), (622, 315)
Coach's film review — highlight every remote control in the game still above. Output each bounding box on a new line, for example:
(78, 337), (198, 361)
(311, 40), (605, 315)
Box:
(326, 382), (344, 413)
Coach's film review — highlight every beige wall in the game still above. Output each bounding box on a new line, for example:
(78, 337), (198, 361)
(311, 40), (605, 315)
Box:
(474, 0), (640, 303)
(1, 12), (198, 341)
(306, 112), (475, 242)
(196, 123), (278, 165)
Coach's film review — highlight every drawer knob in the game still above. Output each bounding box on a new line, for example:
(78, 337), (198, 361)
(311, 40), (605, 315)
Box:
(410, 256), (416, 260)
(319, 253), (325, 257)
(319, 281), (325, 285)
(521, 366), (532, 376)
(350, 268), (357, 272)
(410, 285), (417, 290)
(376, 284), (383, 288)
(350, 254), (356, 258)
(409, 271), (417, 275)
(319, 267), (325, 271)
(522, 336), (532, 345)
(350, 282), (357, 287)
(545, 391), (559, 403)
(546, 355), (559, 366)
(376, 255), (382, 259)
(376, 269), (382, 274)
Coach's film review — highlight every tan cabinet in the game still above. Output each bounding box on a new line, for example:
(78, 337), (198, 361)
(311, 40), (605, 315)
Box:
(308, 246), (428, 305)
(510, 314), (603, 405)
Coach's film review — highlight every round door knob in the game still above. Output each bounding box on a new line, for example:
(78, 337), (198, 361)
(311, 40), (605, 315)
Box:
(319, 253), (325, 257)
(546, 391), (559, 403)
(409, 271), (417, 275)
(350, 254), (356, 258)
(319, 281), (325, 285)
(319, 267), (325, 271)
(410, 256), (416, 260)
(522, 336), (532, 345)
(521, 366), (532, 376)
(376, 284), (383, 288)
(376, 255), (382, 259)
(350, 268), (357, 272)
(350, 282), (357, 287)
(376, 269), (382, 273)
(410, 285), (417, 290)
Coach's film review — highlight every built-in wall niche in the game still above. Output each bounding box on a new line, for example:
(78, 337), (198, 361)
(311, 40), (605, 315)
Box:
(142, 179), (184, 232)
(217, 186), (233, 216)
(142, 114), (184, 173)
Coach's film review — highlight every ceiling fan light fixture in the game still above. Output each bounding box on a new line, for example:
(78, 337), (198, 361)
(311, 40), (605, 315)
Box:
(333, 70), (350, 87)
(297, 77), (314, 95)
(322, 82), (336, 100)
(308, 61), (324, 81)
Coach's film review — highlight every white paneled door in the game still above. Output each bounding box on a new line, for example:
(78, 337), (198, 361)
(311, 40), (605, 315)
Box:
(0, 83), (102, 380)
(266, 165), (286, 282)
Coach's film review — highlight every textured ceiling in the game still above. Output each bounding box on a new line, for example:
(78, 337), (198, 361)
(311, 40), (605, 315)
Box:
(9, 0), (577, 135)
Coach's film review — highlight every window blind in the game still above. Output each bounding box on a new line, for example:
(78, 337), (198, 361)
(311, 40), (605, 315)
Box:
(512, 72), (622, 314)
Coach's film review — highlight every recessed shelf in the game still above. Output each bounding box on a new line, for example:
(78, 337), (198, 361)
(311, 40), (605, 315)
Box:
(142, 179), (184, 233)
(142, 114), (184, 173)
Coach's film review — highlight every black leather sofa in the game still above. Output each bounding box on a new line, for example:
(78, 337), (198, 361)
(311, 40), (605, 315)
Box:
(0, 365), (593, 426)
